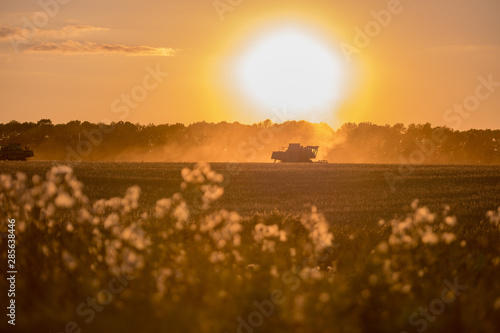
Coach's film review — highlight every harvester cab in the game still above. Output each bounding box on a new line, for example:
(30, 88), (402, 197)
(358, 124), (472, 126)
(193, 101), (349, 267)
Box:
(271, 143), (319, 163)
(0, 143), (35, 161)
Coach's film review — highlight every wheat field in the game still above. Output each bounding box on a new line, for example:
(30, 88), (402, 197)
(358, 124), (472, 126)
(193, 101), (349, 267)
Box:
(1, 161), (499, 332)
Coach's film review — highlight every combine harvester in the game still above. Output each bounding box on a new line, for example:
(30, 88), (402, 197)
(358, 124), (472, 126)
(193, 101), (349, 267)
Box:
(271, 143), (327, 163)
(0, 143), (34, 161)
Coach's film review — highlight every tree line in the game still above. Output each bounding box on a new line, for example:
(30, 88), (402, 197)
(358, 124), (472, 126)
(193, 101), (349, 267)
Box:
(0, 119), (498, 164)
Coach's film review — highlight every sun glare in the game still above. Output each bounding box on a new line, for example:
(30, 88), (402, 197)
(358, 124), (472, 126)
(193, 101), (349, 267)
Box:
(235, 26), (346, 122)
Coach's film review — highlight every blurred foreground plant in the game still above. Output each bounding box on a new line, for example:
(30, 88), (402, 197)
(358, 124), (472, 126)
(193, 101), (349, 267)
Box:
(0, 164), (499, 333)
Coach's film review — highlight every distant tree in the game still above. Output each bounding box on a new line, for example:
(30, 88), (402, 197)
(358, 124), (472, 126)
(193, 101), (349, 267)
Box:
(37, 119), (52, 126)
(0, 119), (498, 163)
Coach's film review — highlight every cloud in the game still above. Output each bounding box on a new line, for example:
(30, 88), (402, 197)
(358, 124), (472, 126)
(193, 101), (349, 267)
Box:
(24, 40), (177, 56)
(0, 26), (23, 40)
(43, 25), (109, 39)
(1, 24), (177, 56)
(62, 25), (105, 32)
(0, 24), (108, 41)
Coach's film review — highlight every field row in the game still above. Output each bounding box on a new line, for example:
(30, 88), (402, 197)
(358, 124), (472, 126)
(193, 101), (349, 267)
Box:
(1, 162), (499, 225)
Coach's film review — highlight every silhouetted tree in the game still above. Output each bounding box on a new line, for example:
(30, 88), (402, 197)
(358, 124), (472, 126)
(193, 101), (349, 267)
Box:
(0, 119), (498, 164)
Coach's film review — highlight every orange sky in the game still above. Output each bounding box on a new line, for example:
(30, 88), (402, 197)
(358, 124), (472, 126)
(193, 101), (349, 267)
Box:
(1, 0), (499, 130)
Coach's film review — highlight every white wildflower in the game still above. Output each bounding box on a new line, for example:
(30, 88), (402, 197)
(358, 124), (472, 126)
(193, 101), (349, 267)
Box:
(55, 192), (75, 208)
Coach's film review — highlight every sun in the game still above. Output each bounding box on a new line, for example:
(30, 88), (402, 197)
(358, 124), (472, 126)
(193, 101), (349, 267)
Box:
(235, 26), (346, 122)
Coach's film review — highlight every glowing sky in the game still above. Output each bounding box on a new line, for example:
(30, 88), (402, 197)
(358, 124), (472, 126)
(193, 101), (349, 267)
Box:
(1, 0), (499, 129)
